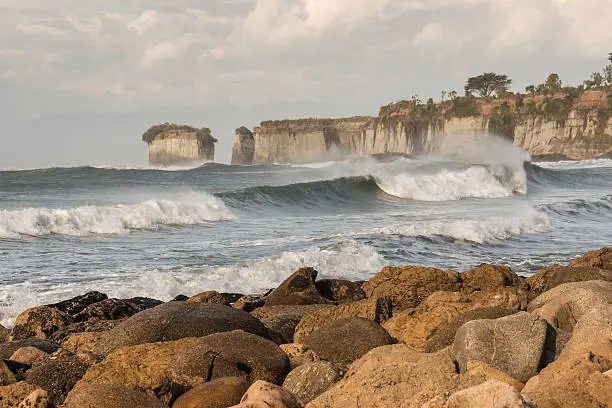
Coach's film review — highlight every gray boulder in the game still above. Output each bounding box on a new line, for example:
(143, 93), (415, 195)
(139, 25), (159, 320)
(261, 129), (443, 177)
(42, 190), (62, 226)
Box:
(283, 361), (341, 403)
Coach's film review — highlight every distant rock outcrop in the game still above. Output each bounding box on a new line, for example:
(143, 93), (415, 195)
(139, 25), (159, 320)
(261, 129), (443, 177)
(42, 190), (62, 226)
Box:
(142, 123), (217, 165)
(231, 126), (255, 165)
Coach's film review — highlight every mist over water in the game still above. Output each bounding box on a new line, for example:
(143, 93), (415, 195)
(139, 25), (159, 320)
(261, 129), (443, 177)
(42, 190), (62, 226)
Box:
(1, 136), (611, 326)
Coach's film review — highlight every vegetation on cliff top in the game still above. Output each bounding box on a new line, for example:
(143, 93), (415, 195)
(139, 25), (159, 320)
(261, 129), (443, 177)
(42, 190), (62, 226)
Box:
(142, 123), (217, 144)
(260, 117), (373, 128)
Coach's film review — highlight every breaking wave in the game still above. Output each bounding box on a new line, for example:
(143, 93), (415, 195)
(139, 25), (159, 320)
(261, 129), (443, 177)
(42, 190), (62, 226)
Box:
(538, 195), (612, 217)
(0, 193), (233, 238)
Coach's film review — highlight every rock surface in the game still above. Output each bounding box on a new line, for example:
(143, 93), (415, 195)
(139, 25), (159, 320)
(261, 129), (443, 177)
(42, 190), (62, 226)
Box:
(187, 291), (242, 306)
(0, 382), (46, 407)
(9, 306), (73, 341)
(283, 361), (340, 403)
(460, 264), (524, 292)
(46, 291), (108, 315)
(94, 302), (271, 355)
(172, 377), (250, 408)
(265, 268), (328, 306)
(279, 344), (320, 369)
(314, 279), (365, 304)
(426, 380), (534, 408)
(234, 380), (304, 408)
(25, 355), (89, 404)
(526, 265), (612, 295)
(8, 347), (48, 366)
(451, 312), (555, 383)
(64, 384), (167, 408)
(0, 361), (16, 386)
(0, 325), (9, 342)
(0, 339), (60, 360)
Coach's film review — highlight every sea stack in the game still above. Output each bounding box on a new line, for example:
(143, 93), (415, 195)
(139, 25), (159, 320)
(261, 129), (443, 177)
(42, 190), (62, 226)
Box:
(231, 126), (255, 165)
(142, 123), (217, 165)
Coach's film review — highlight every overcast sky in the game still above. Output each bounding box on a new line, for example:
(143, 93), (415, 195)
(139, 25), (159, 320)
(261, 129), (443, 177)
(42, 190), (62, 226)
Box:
(1, 0), (611, 167)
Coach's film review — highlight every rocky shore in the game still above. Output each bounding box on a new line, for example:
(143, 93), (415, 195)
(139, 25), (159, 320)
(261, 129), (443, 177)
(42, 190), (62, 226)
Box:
(0, 248), (611, 407)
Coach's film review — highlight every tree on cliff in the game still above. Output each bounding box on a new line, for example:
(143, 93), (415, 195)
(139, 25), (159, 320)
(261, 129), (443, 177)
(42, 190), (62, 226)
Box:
(544, 73), (562, 91)
(464, 73), (512, 98)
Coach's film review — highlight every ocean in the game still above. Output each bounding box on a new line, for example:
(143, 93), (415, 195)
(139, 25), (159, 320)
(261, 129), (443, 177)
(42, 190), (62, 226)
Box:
(1, 137), (611, 326)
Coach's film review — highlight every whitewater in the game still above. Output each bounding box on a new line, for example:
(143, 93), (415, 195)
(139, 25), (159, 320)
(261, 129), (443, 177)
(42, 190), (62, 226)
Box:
(1, 141), (611, 326)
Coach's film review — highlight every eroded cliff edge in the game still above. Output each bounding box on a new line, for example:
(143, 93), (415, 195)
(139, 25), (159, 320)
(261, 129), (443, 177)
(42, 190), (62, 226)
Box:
(143, 123), (217, 165)
(232, 89), (612, 164)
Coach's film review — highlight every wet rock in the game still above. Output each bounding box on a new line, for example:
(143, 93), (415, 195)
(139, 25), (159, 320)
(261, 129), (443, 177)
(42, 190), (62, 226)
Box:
(0, 382), (45, 407)
(460, 264), (525, 292)
(522, 352), (612, 407)
(265, 268), (328, 306)
(282, 361), (340, 403)
(49, 318), (121, 344)
(169, 331), (290, 386)
(526, 265), (612, 295)
(9, 347), (48, 366)
(74, 298), (140, 321)
(94, 302), (272, 355)
(314, 279), (365, 304)
(0, 339), (60, 360)
(25, 355), (89, 404)
(424, 307), (515, 352)
(187, 291), (242, 305)
(172, 295), (189, 302)
(123, 297), (163, 310)
(0, 361), (16, 386)
(568, 247), (612, 270)
(236, 380), (304, 408)
(528, 280), (612, 332)
(46, 291), (108, 315)
(384, 288), (526, 350)
(304, 317), (394, 367)
(451, 312), (556, 383)
(279, 344), (320, 369)
(233, 296), (266, 312)
(427, 380), (534, 408)
(262, 314), (302, 344)
(63, 384), (167, 408)
(308, 345), (483, 408)
(363, 265), (462, 311)
(9, 306), (73, 341)
(293, 297), (392, 344)
(172, 377), (250, 408)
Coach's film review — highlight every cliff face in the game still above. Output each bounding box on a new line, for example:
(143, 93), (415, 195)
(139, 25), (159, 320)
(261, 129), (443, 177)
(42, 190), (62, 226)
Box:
(143, 124), (217, 165)
(232, 90), (612, 164)
(231, 127), (255, 165)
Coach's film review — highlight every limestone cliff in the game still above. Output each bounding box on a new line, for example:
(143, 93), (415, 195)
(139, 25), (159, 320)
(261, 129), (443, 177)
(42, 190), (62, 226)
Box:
(143, 123), (217, 165)
(232, 89), (612, 164)
(231, 127), (255, 165)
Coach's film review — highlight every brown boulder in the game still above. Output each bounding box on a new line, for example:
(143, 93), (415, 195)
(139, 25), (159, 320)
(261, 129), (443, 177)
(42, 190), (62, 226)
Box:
(461, 264), (524, 292)
(465, 360), (526, 391)
(0, 361), (16, 386)
(9, 306), (73, 341)
(0, 382), (45, 407)
(558, 303), (612, 361)
(49, 318), (120, 344)
(25, 355), (89, 404)
(308, 345), (484, 408)
(293, 297), (392, 344)
(63, 384), (167, 408)
(528, 280), (612, 332)
(169, 331), (290, 386)
(522, 352), (612, 407)
(0, 339), (59, 362)
(94, 302), (272, 355)
(251, 305), (332, 320)
(8, 347), (48, 366)
(16, 388), (49, 408)
(282, 361), (340, 403)
(262, 314), (303, 344)
(234, 380), (304, 408)
(426, 380), (534, 408)
(61, 332), (104, 356)
(568, 247), (612, 270)
(46, 291), (108, 315)
(362, 265), (461, 311)
(73, 298), (140, 321)
(0, 325), (9, 342)
(526, 264), (612, 295)
(451, 312), (556, 383)
(384, 287), (527, 350)
(187, 291), (242, 305)
(314, 279), (365, 304)
(233, 296), (266, 312)
(265, 268), (327, 306)
(172, 377), (250, 408)
(304, 317), (394, 367)
(279, 344), (320, 369)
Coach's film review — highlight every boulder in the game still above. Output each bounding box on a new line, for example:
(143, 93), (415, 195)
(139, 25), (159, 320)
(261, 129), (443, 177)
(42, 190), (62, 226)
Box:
(451, 312), (556, 383)
(460, 264), (524, 292)
(172, 377), (250, 408)
(558, 303), (612, 361)
(73, 298), (140, 321)
(568, 247), (612, 270)
(265, 268), (327, 306)
(251, 305), (331, 320)
(526, 265), (612, 295)
(172, 295), (190, 302)
(0, 339), (60, 360)
(124, 297), (164, 310)
(9, 306), (73, 341)
(293, 297), (392, 344)
(0, 361), (16, 386)
(49, 318), (121, 344)
(187, 291), (242, 305)
(46, 291), (108, 315)
(308, 345), (484, 408)
(384, 288), (527, 350)
(63, 384), (167, 408)
(304, 317), (394, 367)
(426, 380), (534, 408)
(0, 325), (9, 342)
(0, 382), (45, 407)
(314, 279), (365, 304)
(282, 361), (340, 403)
(25, 355), (89, 404)
(9, 347), (48, 366)
(262, 314), (303, 343)
(527, 280), (612, 332)
(94, 302), (272, 355)
(61, 332), (105, 356)
(234, 380), (304, 408)
(424, 307), (515, 352)
(522, 352), (612, 408)
(16, 388), (49, 408)
(233, 296), (266, 312)
(362, 266), (461, 311)
(279, 344), (320, 369)
(465, 360), (525, 391)
(169, 331), (290, 386)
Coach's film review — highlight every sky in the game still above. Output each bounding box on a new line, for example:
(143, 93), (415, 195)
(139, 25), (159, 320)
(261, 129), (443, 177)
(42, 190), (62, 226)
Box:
(0, 0), (611, 167)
